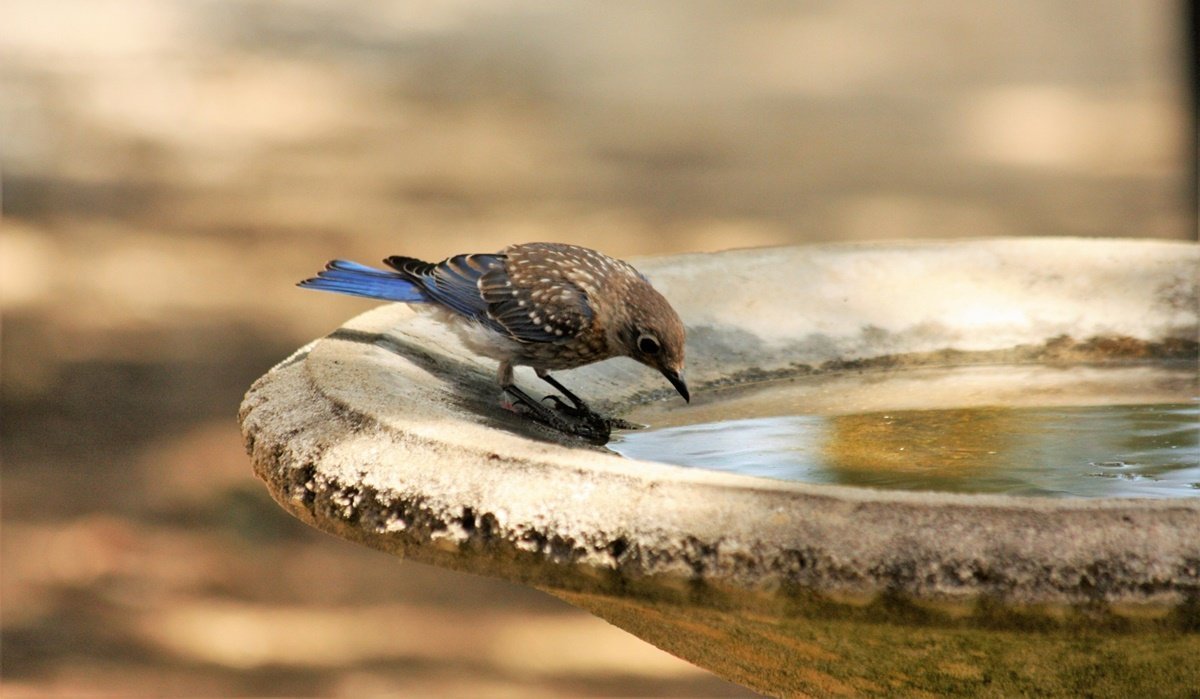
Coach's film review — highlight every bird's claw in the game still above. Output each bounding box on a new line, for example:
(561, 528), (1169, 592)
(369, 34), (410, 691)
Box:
(505, 387), (612, 444)
(550, 400), (612, 444)
(542, 394), (592, 418)
(541, 394), (637, 437)
(532, 373), (642, 436)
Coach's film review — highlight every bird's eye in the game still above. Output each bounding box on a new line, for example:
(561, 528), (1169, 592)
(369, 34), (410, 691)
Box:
(637, 334), (661, 355)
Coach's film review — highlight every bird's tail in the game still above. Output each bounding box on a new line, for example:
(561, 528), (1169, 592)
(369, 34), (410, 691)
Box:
(298, 260), (427, 302)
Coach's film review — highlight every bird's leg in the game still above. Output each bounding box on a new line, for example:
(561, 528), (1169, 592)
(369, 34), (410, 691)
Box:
(536, 371), (593, 416)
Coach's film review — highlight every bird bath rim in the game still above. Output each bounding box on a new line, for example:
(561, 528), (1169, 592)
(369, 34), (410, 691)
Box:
(242, 238), (1199, 614)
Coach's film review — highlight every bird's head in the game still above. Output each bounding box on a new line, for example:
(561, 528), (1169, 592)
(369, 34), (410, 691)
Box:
(618, 286), (689, 402)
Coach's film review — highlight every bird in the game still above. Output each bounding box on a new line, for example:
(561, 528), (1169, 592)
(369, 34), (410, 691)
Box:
(298, 242), (689, 441)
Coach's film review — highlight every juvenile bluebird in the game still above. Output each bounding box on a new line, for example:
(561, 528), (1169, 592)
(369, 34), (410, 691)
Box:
(298, 242), (688, 442)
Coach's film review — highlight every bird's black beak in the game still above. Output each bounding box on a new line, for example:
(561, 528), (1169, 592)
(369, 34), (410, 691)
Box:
(662, 369), (690, 403)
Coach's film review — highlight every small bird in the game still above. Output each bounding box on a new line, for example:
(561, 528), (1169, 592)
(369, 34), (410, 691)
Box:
(298, 242), (689, 441)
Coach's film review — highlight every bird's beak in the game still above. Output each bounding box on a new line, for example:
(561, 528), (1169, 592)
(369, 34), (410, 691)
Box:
(662, 369), (690, 403)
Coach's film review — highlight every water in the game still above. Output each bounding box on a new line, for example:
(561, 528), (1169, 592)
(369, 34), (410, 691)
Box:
(610, 365), (1200, 497)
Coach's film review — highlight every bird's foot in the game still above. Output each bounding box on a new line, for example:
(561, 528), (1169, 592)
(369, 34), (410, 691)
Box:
(542, 395), (641, 432)
(536, 373), (641, 429)
(540, 394), (590, 417)
(503, 387), (611, 444)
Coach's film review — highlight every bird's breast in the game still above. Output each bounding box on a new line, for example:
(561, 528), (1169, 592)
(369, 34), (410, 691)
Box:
(514, 332), (612, 370)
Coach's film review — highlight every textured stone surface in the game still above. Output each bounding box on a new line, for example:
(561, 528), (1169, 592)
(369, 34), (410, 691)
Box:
(241, 238), (1200, 696)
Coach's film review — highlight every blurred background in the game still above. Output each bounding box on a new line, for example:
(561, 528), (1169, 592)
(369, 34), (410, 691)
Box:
(1, 1), (1194, 696)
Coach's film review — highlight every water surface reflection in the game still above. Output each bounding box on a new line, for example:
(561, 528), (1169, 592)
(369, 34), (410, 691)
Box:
(612, 366), (1200, 497)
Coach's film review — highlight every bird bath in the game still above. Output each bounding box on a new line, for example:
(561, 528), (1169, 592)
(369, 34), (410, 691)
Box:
(240, 238), (1199, 697)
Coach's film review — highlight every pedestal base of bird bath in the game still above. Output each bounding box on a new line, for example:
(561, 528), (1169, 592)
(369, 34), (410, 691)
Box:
(241, 238), (1200, 697)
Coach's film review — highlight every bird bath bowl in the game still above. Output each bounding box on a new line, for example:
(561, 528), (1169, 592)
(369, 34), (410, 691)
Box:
(241, 238), (1199, 697)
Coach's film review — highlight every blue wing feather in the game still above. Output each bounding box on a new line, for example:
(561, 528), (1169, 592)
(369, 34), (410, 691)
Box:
(386, 254), (505, 324)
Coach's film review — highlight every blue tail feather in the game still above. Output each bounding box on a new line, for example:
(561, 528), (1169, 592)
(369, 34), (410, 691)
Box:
(298, 259), (427, 303)
(326, 259), (393, 275)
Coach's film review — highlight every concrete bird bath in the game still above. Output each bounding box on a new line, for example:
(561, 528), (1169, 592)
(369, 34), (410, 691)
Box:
(240, 238), (1199, 697)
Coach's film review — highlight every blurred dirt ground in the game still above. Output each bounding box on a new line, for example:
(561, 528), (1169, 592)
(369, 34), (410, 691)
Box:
(1, 1), (1192, 696)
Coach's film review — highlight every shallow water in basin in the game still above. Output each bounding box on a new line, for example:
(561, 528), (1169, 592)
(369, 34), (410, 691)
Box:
(610, 364), (1200, 497)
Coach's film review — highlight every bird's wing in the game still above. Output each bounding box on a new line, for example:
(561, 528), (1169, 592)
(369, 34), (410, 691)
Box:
(479, 266), (593, 344)
(384, 254), (505, 325)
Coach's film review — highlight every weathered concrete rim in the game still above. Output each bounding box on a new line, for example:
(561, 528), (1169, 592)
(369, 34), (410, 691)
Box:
(242, 238), (1200, 614)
